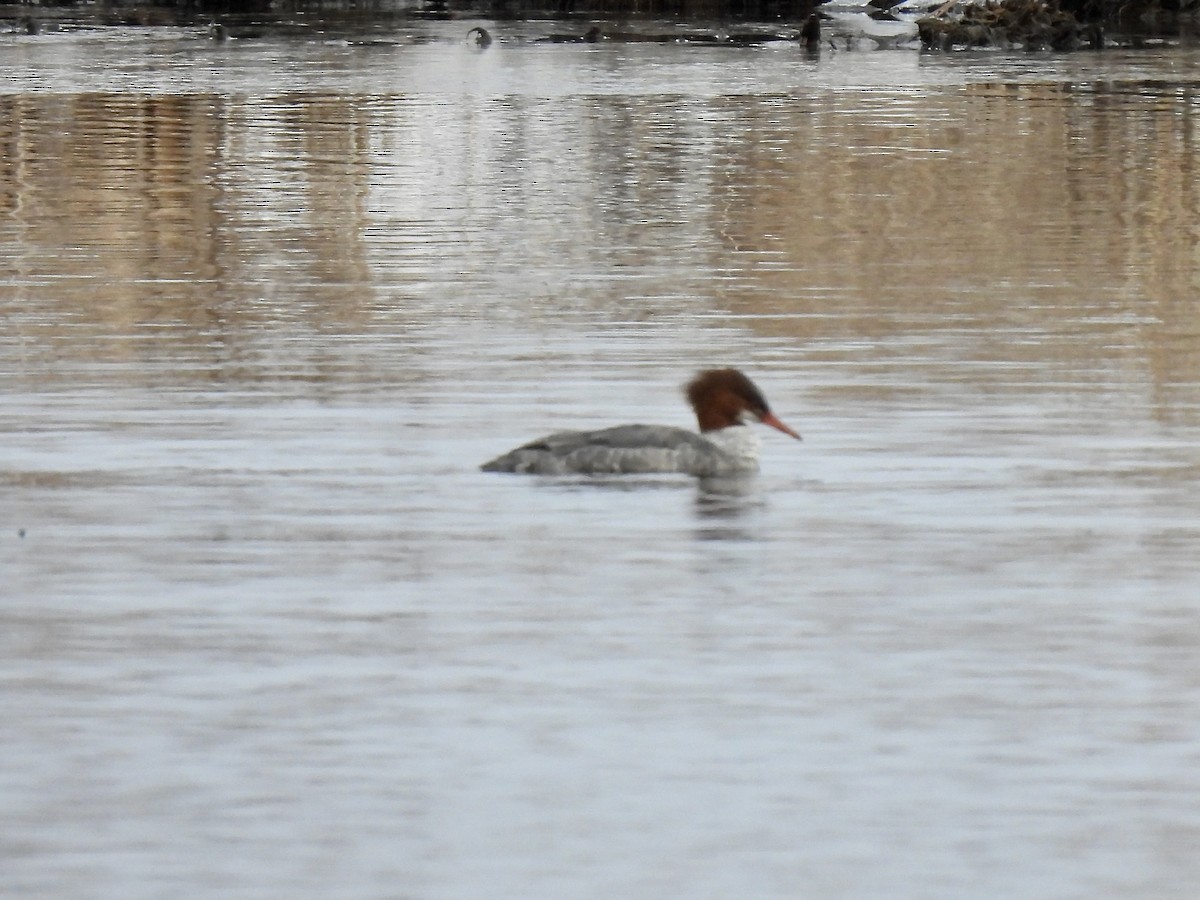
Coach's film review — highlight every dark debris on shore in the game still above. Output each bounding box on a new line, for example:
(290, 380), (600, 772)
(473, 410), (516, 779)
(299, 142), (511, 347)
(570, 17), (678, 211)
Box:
(917, 0), (1100, 49)
(3, 0), (1199, 51)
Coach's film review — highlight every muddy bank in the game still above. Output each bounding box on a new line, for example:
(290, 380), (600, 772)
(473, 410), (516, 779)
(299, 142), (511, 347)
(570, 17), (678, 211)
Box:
(912, 0), (1200, 49)
(2, 0), (1198, 50)
(916, 0), (1101, 49)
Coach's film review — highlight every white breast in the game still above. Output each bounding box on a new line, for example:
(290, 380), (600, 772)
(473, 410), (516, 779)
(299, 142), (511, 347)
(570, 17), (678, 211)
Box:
(702, 426), (762, 472)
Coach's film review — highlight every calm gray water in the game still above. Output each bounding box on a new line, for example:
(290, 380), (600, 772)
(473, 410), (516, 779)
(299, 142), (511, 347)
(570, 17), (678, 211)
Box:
(3, 21), (1200, 898)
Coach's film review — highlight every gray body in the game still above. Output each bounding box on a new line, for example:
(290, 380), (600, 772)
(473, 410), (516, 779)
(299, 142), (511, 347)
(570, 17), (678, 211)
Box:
(481, 424), (761, 477)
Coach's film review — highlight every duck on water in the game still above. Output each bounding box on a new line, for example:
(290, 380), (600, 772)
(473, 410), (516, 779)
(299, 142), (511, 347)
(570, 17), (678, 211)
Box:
(481, 368), (800, 476)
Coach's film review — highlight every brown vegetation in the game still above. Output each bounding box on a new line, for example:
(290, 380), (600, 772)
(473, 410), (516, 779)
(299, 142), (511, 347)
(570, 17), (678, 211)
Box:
(917, 0), (1103, 49)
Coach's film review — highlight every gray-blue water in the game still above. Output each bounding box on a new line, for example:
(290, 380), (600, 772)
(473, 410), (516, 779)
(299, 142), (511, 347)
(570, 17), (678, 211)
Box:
(3, 22), (1200, 897)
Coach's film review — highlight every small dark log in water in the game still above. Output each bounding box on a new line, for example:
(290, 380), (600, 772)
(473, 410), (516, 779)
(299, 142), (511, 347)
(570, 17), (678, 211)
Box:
(535, 25), (819, 45)
(536, 24), (603, 42)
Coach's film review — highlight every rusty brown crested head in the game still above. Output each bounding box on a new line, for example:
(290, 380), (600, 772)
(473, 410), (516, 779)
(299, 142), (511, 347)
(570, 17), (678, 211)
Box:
(685, 368), (801, 439)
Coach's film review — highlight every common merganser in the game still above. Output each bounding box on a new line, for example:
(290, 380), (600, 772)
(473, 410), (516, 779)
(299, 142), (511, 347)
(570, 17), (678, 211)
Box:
(481, 368), (800, 476)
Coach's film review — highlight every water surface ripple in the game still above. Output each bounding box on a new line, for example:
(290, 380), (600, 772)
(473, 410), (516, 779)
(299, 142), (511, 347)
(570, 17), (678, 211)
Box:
(3, 27), (1200, 899)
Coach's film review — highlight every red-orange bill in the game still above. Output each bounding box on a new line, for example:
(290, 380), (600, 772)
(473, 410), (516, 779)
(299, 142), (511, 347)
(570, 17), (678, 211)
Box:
(761, 412), (801, 441)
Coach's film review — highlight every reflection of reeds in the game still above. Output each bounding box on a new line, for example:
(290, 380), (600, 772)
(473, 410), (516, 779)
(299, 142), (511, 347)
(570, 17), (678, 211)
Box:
(2, 66), (1197, 414)
(705, 81), (1200, 409)
(0, 92), (380, 376)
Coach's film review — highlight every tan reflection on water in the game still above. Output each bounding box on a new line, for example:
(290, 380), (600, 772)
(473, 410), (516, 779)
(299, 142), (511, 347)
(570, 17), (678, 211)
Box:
(1, 91), (380, 376)
(4, 44), (1200, 900)
(3, 70), (1199, 409)
(711, 81), (1200, 408)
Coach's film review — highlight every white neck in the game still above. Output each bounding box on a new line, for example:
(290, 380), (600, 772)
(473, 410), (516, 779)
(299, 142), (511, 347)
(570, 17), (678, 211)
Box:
(703, 425), (762, 469)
